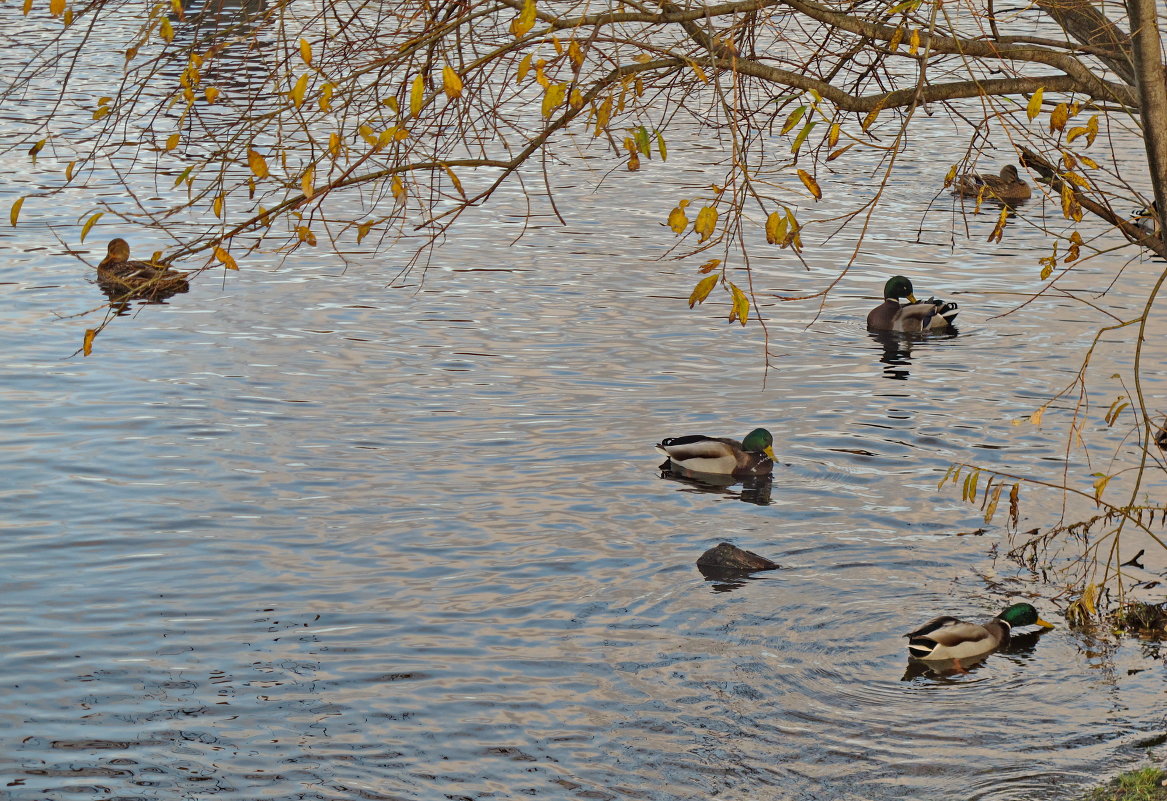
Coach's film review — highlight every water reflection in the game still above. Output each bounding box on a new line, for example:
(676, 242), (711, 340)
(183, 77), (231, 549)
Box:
(868, 328), (958, 380)
(658, 464), (773, 505)
(95, 276), (189, 308)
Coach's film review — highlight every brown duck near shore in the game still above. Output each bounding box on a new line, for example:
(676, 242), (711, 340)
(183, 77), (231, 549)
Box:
(952, 164), (1031, 203)
(96, 238), (189, 299)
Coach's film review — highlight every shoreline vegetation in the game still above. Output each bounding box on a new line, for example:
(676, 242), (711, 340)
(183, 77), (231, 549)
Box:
(1082, 767), (1167, 801)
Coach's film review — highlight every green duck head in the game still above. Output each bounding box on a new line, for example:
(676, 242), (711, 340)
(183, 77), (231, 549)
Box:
(997, 602), (1055, 629)
(742, 428), (777, 461)
(884, 275), (917, 303)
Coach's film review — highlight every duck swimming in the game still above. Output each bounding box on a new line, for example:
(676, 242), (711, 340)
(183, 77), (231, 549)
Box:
(952, 164), (1031, 203)
(96, 238), (189, 299)
(655, 428), (776, 476)
(905, 602), (1054, 665)
(867, 276), (958, 332)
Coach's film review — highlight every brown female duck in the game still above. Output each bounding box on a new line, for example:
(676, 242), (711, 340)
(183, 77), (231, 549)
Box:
(96, 238), (189, 298)
(952, 164), (1031, 203)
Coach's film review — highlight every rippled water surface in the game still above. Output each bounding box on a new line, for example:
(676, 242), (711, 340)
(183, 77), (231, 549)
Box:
(5, 9), (1167, 801)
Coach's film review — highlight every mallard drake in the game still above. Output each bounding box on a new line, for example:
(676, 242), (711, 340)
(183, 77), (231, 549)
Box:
(905, 602), (1054, 663)
(952, 164), (1031, 203)
(867, 275), (958, 332)
(96, 238), (189, 298)
(655, 428), (776, 476)
(1132, 200), (1160, 234)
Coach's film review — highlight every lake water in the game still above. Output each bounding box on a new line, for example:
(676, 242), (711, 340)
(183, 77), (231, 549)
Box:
(3, 7), (1167, 801)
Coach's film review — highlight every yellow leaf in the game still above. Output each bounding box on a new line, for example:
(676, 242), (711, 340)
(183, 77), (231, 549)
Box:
(791, 121), (817, 154)
(296, 226), (317, 245)
(510, 0), (536, 38)
(382, 95), (398, 113)
(319, 83), (333, 112)
(987, 207), (1009, 243)
(391, 174), (405, 201)
(688, 274), (718, 307)
(943, 163), (958, 187)
(541, 83), (566, 117)
(329, 132), (341, 159)
(83, 329), (96, 356)
(214, 246), (238, 270)
(159, 17), (174, 43)
(861, 104), (882, 131)
(1031, 406), (1045, 425)
(534, 61), (549, 88)
(667, 201), (689, 234)
(551, 36), (563, 56)
(49, 0), (64, 16)
(247, 148), (269, 179)
(1091, 472), (1111, 501)
(299, 38), (312, 66)
(358, 123), (377, 146)
(728, 282), (750, 326)
(9, 197), (24, 227)
(797, 169), (822, 200)
(888, 25), (903, 52)
(781, 106), (806, 136)
(204, 86), (220, 103)
(568, 39), (584, 69)
(827, 143), (855, 161)
(65, 161), (75, 182)
(765, 211), (787, 244)
(290, 73), (308, 108)
(633, 53), (653, 64)
(688, 60), (709, 83)
(694, 206), (718, 242)
(165, 132), (180, 151)
(827, 123), (840, 148)
(656, 132), (667, 160)
(356, 221), (374, 244)
(301, 165), (315, 199)
(23, 0), (32, 14)
(1048, 102), (1069, 133)
(593, 96), (612, 136)
(517, 54), (533, 84)
(80, 211), (103, 243)
(908, 29), (920, 56)
(410, 74), (425, 116)
(28, 139), (45, 161)
(1085, 114), (1099, 146)
(213, 193), (223, 217)
(442, 66), (462, 99)
(984, 484), (1002, 523)
(1026, 87), (1044, 121)
(697, 258), (720, 274)
(443, 163), (465, 198)
(92, 106), (110, 121)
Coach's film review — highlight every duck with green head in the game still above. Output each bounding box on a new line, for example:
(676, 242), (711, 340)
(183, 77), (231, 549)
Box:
(655, 428), (776, 476)
(867, 275), (958, 333)
(905, 602), (1055, 665)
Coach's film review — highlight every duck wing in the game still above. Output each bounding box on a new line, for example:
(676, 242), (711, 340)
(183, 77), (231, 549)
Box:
(655, 435), (737, 461)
